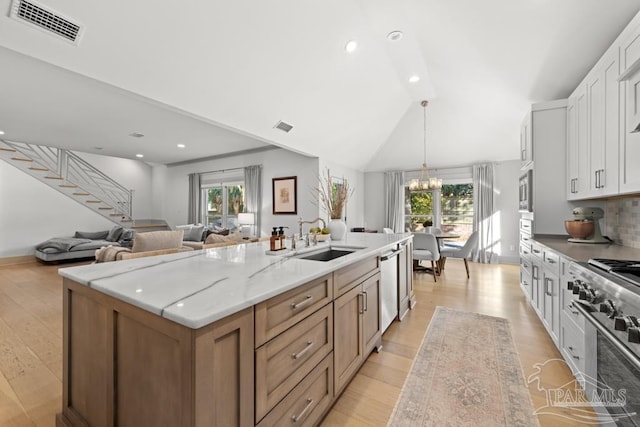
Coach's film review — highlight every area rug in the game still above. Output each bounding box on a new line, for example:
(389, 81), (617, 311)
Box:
(388, 306), (539, 427)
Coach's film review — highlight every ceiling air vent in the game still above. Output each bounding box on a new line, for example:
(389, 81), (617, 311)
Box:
(274, 121), (293, 133)
(9, 0), (84, 45)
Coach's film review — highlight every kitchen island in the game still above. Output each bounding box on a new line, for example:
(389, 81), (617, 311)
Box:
(55, 232), (413, 427)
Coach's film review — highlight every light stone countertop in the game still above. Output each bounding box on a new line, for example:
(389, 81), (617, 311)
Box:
(59, 232), (411, 329)
(533, 235), (640, 263)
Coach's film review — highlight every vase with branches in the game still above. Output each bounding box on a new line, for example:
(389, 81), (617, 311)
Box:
(314, 169), (353, 219)
(313, 169), (353, 239)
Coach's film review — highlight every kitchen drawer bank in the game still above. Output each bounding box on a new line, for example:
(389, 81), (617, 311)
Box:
(55, 234), (402, 427)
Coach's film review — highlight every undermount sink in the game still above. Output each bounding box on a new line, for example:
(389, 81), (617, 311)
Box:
(295, 248), (356, 262)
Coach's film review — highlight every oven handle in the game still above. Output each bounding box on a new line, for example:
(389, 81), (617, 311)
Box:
(572, 301), (640, 372)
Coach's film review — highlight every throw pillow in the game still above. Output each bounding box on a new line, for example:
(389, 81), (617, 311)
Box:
(132, 230), (184, 253)
(106, 225), (124, 242)
(204, 233), (232, 245)
(75, 230), (109, 240)
(179, 225), (205, 242)
(227, 231), (244, 242)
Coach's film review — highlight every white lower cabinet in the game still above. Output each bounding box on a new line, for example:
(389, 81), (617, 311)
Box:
(520, 240), (572, 351)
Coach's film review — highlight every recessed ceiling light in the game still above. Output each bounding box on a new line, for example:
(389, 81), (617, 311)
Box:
(345, 40), (358, 53)
(136, 154), (144, 158)
(129, 132), (144, 138)
(409, 75), (420, 83)
(177, 144), (186, 148)
(387, 31), (403, 41)
(0, 130), (5, 135)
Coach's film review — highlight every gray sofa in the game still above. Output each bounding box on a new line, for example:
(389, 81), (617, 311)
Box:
(35, 226), (134, 262)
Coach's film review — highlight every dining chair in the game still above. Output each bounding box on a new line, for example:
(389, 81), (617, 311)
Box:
(439, 231), (479, 279)
(412, 233), (440, 282)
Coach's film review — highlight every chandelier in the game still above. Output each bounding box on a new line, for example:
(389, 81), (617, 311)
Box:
(409, 100), (442, 190)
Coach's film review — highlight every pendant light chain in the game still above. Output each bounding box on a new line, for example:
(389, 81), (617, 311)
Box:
(422, 100), (428, 170)
(409, 100), (441, 190)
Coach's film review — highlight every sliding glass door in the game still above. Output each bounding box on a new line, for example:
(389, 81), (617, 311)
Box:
(203, 182), (245, 231)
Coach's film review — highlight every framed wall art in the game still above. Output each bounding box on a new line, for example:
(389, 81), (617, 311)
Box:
(272, 176), (297, 215)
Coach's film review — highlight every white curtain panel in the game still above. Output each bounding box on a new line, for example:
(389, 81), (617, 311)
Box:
(244, 165), (262, 237)
(472, 163), (494, 263)
(384, 171), (405, 233)
(188, 173), (201, 225)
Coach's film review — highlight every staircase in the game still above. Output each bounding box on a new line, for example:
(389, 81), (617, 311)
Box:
(0, 139), (134, 226)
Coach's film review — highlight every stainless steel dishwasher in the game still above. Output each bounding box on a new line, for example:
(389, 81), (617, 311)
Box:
(380, 245), (403, 333)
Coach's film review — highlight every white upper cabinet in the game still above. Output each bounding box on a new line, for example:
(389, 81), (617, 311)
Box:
(528, 100), (574, 235)
(619, 21), (640, 194)
(520, 114), (533, 169)
(567, 85), (589, 200)
(566, 98), (578, 199)
(564, 10), (640, 201)
(620, 67), (640, 193)
(589, 48), (620, 197)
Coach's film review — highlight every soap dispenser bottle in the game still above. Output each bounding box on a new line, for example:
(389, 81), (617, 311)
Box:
(270, 227), (280, 251)
(278, 226), (288, 250)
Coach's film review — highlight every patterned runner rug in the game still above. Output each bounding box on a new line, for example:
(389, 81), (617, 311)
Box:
(388, 306), (539, 426)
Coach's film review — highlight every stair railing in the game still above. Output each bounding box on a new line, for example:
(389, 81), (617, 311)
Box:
(0, 140), (132, 217)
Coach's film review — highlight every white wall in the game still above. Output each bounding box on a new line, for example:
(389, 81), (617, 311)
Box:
(364, 172), (385, 232)
(163, 148), (319, 237)
(494, 160), (520, 264)
(0, 152), (153, 257)
(318, 160), (365, 231)
(78, 152), (154, 218)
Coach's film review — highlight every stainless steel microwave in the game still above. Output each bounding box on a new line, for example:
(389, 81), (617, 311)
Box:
(519, 169), (532, 212)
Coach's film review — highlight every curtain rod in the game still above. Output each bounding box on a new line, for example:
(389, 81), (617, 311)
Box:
(196, 164), (262, 176)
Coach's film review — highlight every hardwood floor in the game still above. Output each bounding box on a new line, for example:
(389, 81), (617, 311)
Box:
(0, 259), (590, 426)
(321, 260), (592, 427)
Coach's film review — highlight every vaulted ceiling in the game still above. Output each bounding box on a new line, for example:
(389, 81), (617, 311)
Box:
(1, 0), (639, 171)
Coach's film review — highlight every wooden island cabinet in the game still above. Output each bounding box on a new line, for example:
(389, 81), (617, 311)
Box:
(57, 279), (254, 427)
(57, 254), (383, 427)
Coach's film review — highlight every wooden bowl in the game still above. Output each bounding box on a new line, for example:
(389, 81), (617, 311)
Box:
(564, 220), (594, 239)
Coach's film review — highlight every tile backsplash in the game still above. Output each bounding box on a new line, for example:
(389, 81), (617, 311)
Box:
(605, 197), (640, 249)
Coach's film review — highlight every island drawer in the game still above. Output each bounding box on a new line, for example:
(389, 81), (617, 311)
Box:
(257, 353), (333, 427)
(333, 256), (379, 297)
(255, 304), (333, 421)
(255, 273), (333, 347)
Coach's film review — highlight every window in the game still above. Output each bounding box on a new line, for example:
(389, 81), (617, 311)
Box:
(405, 183), (473, 241)
(200, 169), (245, 230)
(404, 187), (435, 232)
(440, 184), (473, 240)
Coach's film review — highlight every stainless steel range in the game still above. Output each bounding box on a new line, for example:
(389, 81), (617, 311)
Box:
(568, 259), (640, 425)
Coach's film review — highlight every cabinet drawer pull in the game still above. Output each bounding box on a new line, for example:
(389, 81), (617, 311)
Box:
(545, 278), (552, 296)
(567, 304), (579, 315)
(532, 249), (540, 254)
(567, 345), (580, 359)
(363, 291), (368, 312)
(291, 341), (314, 360)
(291, 295), (313, 311)
(546, 259), (555, 264)
(291, 398), (314, 423)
